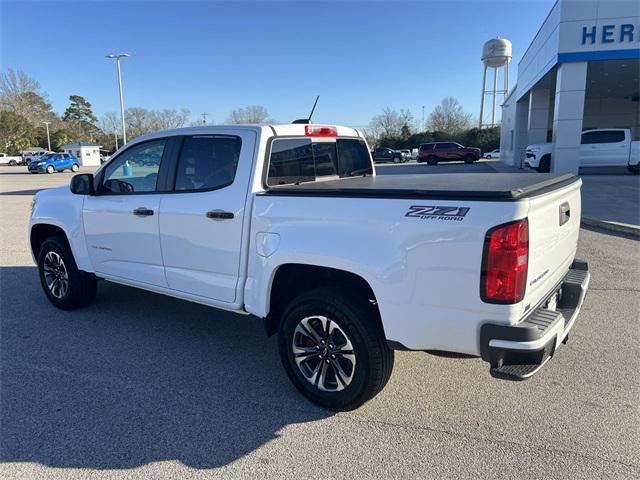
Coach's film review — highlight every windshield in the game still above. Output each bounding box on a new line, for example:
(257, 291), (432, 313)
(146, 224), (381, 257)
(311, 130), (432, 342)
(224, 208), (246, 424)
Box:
(267, 138), (373, 186)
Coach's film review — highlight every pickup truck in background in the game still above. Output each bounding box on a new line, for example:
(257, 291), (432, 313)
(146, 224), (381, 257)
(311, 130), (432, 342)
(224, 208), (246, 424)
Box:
(29, 123), (590, 410)
(23, 150), (52, 165)
(417, 142), (481, 165)
(0, 153), (23, 166)
(371, 147), (407, 163)
(526, 128), (640, 174)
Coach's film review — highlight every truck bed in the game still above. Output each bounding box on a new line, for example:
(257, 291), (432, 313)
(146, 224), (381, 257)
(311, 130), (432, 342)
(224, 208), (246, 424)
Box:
(264, 173), (578, 201)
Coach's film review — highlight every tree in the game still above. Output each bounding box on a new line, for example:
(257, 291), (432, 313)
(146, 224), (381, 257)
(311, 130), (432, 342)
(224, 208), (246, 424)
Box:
(226, 105), (273, 124)
(0, 111), (37, 154)
(63, 95), (100, 141)
(153, 108), (191, 130)
(426, 97), (473, 135)
(368, 107), (415, 144)
(0, 69), (57, 125)
(123, 107), (192, 139)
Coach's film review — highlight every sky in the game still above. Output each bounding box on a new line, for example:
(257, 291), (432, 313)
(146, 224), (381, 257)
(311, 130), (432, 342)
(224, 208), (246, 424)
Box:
(1, 0), (556, 127)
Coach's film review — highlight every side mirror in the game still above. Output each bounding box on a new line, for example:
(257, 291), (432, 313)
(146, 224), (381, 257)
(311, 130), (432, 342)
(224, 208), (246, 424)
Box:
(70, 173), (95, 195)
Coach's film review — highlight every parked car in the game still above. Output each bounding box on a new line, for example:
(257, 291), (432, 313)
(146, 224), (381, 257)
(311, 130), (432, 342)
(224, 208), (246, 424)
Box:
(484, 149), (500, 159)
(417, 142), (481, 165)
(23, 151), (51, 165)
(526, 128), (640, 174)
(28, 152), (80, 174)
(0, 153), (23, 166)
(30, 123), (589, 410)
(372, 147), (405, 163)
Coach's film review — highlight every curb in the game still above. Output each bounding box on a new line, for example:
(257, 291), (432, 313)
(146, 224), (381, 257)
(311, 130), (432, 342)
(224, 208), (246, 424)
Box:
(581, 217), (640, 239)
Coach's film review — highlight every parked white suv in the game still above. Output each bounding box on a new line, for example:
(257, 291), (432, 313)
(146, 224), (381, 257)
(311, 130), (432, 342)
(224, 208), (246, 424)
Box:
(526, 128), (640, 173)
(30, 124), (590, 410)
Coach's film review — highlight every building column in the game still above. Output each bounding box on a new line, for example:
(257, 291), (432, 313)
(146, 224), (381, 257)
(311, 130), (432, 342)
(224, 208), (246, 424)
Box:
(513, 97), (530, 168)
(551, 62), (587, 174)
(528, 89), (550, 145)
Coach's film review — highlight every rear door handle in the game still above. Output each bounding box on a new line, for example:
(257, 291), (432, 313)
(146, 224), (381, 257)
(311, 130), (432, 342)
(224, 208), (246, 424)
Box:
(206, 210), (234, 220)
(133, 207), (154, 216)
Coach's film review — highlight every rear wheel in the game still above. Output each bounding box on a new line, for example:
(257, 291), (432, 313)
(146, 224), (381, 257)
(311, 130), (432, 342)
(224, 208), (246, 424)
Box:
(627, 165), (639, 175)
(38, 235), (97, 310)
(464, 155), (475, 164)
(537, 155), (551, 173)
(46, 165), (54, 174)
(393, 156), (400, 164)
(9, 160), (17, 166)
(485, 154), (492, 159)
(426, 156), (438, 166)
(278, 287), (393, 411)
(71, 163), (79, 172)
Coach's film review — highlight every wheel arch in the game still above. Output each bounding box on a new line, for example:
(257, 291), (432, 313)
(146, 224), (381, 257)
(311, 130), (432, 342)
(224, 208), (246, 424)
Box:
(30, 223), (69, 260)
(263, 263), (382, 338)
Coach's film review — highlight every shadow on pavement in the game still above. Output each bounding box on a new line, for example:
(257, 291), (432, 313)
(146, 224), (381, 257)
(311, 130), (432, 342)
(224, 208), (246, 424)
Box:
(0, 266), (330, 470)
(0, 189), (46, 196)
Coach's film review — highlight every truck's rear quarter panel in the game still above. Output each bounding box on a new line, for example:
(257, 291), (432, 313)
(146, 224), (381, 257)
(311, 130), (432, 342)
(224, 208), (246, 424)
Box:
(246, 194), (530, 355)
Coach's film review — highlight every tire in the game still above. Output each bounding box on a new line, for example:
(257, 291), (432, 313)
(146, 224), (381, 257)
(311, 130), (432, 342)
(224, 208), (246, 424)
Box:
(46, 165), (54, 174)
(537, 155), (551, 173)
(38, 234), (97, 310)
(71, 163), (79, 172)
(278, 286), (394, 411)
(627, 165), (639, 175)
(426, 156), (438, 166)
(9, 160), (17, 166)
(464, 155), (475, 164)
(393, 156), (400, 164)
(485, 155), (492, 159)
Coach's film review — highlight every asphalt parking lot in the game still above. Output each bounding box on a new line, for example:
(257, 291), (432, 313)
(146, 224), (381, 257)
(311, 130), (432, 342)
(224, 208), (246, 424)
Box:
(1, 165), (639, 479)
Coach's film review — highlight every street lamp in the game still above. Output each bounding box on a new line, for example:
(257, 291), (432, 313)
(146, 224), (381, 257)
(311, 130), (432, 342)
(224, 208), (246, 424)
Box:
(105, 53), (130, 144)
(43, 121), (51, 151)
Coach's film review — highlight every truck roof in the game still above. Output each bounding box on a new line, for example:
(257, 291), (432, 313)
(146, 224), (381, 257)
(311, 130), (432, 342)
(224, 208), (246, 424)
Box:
(128, 124), (363, 145)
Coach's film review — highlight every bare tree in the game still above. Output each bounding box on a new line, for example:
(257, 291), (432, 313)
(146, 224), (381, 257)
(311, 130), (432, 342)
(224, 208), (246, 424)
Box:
(0, 69), (57, 125)
(153, 108), (190, 130)
(368, 107), (416, 140)
(426, 97), (472, 134)
(100, 112), (120, 135)
(226, 105), (273, 124)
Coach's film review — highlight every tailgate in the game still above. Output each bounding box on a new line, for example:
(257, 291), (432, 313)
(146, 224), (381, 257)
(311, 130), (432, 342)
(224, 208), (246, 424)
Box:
(523, 178), (582, 313)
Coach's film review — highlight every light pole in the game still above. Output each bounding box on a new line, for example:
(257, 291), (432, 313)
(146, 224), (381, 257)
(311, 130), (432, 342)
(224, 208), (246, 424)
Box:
(43, 121), (51, 151)
(105, 53), (130, 144)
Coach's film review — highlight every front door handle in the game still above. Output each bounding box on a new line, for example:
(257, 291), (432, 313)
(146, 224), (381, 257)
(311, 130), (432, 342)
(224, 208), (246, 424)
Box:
(133, 207), (154, 216)
(206, 210), (234, 220)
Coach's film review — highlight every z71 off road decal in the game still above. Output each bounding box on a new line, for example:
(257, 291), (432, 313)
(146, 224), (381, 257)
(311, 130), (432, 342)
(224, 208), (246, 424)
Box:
(405, 205), (470, 221)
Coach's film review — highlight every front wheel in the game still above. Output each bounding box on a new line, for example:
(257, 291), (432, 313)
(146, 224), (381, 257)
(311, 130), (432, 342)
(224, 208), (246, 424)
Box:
(485, 155), (492, 159)
(71, 163), (79, 172)
(278, 287), (394, 411)
(38, 235), (97, 310)
(426, 156), (438, 166)
(537, 155), (551, 173)
(464, 155), (475, 164)
(627, 165), (639, 175)
(9, 160), (17, 166)
(46, 165), (54, 174)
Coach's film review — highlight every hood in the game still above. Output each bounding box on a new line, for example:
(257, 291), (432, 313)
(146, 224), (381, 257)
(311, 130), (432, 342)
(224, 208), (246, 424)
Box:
(34, 184), (70, 201)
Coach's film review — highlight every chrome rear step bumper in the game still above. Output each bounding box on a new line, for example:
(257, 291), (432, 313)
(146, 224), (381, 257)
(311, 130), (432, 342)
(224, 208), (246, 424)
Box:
(479, 260), (590, 381)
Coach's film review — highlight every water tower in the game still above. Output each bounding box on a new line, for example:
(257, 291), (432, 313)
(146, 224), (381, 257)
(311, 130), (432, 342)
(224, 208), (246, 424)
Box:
(479, 38), (512, 128)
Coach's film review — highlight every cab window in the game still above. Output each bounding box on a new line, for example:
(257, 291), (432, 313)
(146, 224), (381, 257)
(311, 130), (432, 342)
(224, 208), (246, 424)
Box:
(101, 139), (166, 194)
(174, 135), (242, 191)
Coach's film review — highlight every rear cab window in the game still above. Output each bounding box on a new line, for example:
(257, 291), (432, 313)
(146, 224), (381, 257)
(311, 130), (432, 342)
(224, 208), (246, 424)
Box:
(267, 137), (372, 186)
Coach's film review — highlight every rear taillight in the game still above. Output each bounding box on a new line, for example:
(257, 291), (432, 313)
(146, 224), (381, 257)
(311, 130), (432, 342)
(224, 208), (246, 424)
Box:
(305, 125), (337, 137)
(481, 219), (529, 303)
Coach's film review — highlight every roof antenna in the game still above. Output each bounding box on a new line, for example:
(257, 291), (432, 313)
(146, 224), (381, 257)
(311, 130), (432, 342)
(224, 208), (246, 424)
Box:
(292, 95), (319, 124)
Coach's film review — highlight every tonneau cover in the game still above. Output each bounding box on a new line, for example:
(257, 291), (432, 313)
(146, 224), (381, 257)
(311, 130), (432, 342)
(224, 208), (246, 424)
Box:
(264, 173), (578, 200)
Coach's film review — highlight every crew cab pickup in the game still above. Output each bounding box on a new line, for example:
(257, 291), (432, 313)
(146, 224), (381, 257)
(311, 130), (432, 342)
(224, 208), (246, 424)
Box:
(30, 124), (590, 410)
(526, 128), (640, 174)
(417, 142), (481, 165)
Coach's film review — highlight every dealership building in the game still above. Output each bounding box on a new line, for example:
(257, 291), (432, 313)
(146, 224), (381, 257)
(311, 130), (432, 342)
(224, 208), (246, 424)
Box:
(500, 0), (639, 172)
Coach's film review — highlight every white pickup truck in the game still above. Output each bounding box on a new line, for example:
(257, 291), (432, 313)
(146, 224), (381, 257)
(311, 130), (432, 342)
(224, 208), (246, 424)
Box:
(0, 153), (23, 166)
(30, 124), (590, 410)
(526, 128), (640, 173)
